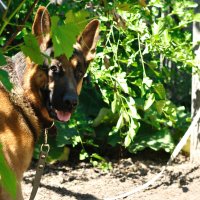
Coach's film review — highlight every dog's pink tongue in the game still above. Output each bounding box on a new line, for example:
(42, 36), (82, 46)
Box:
(56, 110), (71, 122)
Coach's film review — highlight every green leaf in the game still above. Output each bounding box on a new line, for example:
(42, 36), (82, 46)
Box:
(0, 144), (17, 199)
(21, 34), (44, 65)
(108, 130), (121, 147)
(143, 77), (153, 88)
(144, 93), (155, 110)
(152, 22), (159, 36)
(0, 69), (13, 91)
(116, 114), (123, 130)
(163, 101), (177, 121)
(124, 119), (139, 148)
(149, 0), (164, 7)
(155, 100), (166, 114)
(51, 16), (80, 58)
(52, 11), (89, 58)
(93, 108), (117, 127)
(65, 10), (89, 30)
(128, 129), (175, 153)
(124, 135), (131, 147)
(111, 96), (117, 113)
(79, 83), (106, 116)
(0, 49), (6, 65)
(111, 93), (121, 113)
(127, 97), (141, 119)
(184, 1), (198, 8)
(56, 122), (78, 147)
(193, 13), (200, 22)
(116, 72), (129, 93)
(128, 128), (136, 141)
(79, 149), (89, 160)
(163, 29), (171, 46)
(134, 79), (145, 97)
(91, 153), (106, 162)
(117, 3), (132, 11)
(153, 83), (166, 100)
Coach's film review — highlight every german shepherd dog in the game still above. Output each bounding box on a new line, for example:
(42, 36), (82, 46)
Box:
(0, 6), (99, 200)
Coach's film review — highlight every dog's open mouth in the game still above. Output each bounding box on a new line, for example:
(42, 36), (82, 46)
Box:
(48, 106), (73, 122)
(55, 110), (71, 122)
(42, 89), (77, 122)
(45, 99), (73, 122)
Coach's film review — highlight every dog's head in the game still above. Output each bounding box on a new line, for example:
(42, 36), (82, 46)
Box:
(23, 6), (99, 123)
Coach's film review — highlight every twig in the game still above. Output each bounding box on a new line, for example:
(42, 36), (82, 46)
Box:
(2, 0), (11, 21)
(3, 0), (39, 50)
(0, 0), (7, 10)
(104, 110), (200, 200)
(1, 0), (11, 34)
(0, 0), (26, 36)
(137, 33), (146, 78)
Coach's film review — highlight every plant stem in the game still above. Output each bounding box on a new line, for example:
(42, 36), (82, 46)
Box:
(137, 33), (146, 78)
(0, 0), (26, 36)
(3, 0), (39, 50)
(5, 42), (23, 53)
(2, 0), (10, 20)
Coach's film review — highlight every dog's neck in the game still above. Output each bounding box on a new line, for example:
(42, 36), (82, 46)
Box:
(9, 52), (57, 138)
(11, 87), (56, 143)
(32, 103), (54, 129)
(10, 89), (41, 142)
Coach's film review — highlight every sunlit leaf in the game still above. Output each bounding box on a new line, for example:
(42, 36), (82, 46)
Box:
(154, 83), (166, 100)
(139, 0), (147, 7)
(155, 100), (166, 114)
(21, 34), (44, 65)
(65, 10), (89, 30)
(111, 93), (121, 113)
(163, 29), (171, 46)
(184, 1), (198, 8)
(52, 10), (89, 58)
(91, 153), (106, 161)
(93, 108), (117, 127)
(127, 97), (141, 119)
(124, 135), (131, 147)
(116, 114), (123, 130)
(128, 129), (175, 153)
(79, 149), (89, 160)
(143, 77), (153, 88)
(51, 16), (80, 58)
(116, 72), (129, 93)
(144, 93), (155, 110)
(193, 13), (200, 22)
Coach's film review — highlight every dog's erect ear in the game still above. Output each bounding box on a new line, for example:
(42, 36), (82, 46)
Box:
(77, 20), (100, 61)
(32, 6), (51, 51)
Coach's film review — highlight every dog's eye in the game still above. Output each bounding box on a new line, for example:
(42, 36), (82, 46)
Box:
(50, 65), (58, 72)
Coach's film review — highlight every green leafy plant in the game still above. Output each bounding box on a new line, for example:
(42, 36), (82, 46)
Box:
(25, 0), (194, 163)
(0, 144), (17, 200)
(87, 0), (194, 154)
(0, 0), (197, 169)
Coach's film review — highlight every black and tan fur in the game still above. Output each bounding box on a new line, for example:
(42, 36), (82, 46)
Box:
(0, 6), (99, 200)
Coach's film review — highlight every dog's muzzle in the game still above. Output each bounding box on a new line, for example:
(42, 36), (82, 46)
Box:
(46, 91), (78, 122)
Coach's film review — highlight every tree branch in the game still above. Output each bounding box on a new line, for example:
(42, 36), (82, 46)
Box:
(3, 0), (39, 51)
(2, 0), (11, 20)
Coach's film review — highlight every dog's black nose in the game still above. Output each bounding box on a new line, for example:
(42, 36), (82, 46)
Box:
(63, 94), (78, 108)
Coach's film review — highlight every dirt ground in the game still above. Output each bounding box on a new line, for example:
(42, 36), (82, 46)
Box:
(22, 151), (200, 200)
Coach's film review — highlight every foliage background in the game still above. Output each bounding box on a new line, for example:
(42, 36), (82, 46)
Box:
(0, 0), (199, 169)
